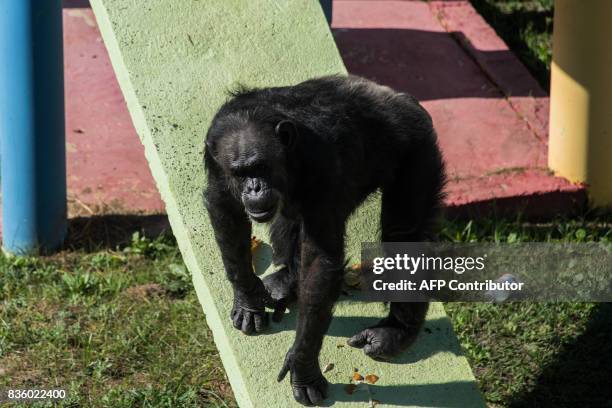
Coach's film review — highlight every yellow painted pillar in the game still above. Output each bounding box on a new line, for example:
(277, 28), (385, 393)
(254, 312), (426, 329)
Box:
(549, 0), (612, 207)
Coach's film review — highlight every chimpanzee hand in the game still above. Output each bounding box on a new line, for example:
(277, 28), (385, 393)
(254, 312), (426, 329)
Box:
(277, 348), (328, 406)
(231, 279), (276, 335)
(347, 320), (419, 361)
(262, 266), (297, 322)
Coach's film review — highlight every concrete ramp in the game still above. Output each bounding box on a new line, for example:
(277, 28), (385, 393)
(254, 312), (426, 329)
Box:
(89, 0), (485, 406)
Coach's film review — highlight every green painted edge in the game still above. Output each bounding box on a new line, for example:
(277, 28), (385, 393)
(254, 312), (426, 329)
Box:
(87, 2), (257, 405)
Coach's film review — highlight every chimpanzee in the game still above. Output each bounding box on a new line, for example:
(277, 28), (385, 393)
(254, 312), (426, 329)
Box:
(204, 75), (446, 406)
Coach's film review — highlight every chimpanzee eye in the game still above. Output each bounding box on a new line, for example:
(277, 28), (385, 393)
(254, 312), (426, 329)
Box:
(232, 173), (247, 183)
(229, 162), (269, 178)
(252, 163), (269, 176)
(240, 163), (268, 178)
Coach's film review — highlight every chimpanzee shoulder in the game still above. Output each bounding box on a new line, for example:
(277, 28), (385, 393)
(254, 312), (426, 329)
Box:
(213, 75), (431, 145)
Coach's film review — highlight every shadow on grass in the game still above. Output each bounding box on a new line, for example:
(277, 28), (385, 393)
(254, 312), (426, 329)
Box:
(508, 303), (612, 408)
(65, 213), (171, 252)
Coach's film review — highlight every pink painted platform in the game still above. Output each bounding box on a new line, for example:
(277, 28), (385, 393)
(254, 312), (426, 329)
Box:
(58, 0), (584, 220)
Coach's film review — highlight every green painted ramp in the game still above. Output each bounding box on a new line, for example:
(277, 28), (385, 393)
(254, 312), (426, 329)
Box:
(89, 1), (485, 406)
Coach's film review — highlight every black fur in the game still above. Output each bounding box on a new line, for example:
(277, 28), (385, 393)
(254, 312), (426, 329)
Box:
(204, 75), (446, 406)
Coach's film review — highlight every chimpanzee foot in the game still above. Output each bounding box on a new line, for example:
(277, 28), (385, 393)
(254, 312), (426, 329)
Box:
(278, 348), (329, 406)
(290, 375), (328, 407)
(230, 279), (274, 335)
(262, 266), (297, 322)
(347, 320), (420, 361)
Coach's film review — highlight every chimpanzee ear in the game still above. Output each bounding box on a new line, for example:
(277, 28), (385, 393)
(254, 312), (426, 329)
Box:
(275, 120), (297, 148)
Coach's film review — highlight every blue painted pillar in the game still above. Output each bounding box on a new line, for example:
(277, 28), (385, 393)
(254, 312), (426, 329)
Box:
(0, 0), (67, 255)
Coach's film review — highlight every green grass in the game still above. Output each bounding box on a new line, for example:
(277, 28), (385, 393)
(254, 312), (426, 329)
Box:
(440, 217), (611, 408)
(1, 217), (610, 407)
(469, 0), (554, 90)
(0, 232), (235, 407)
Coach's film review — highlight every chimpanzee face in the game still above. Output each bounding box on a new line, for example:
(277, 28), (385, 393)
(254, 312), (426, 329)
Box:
(208, 119), (296, 223)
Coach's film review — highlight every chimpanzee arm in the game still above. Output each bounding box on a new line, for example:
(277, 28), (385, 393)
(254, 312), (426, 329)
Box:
(277, 213), (345, 406)
(204, 172), (273, 334)
(262, 215), (300, 321)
